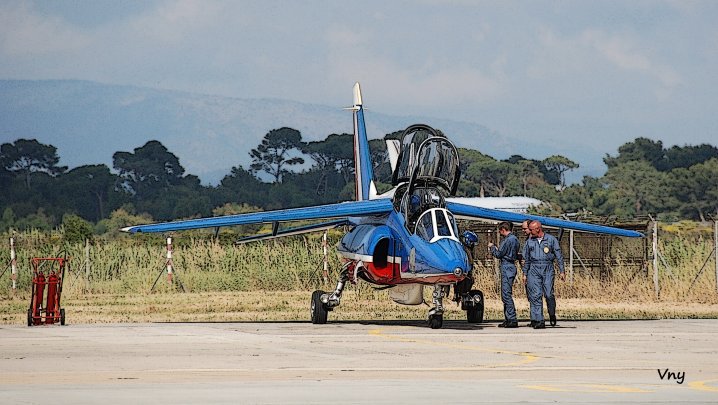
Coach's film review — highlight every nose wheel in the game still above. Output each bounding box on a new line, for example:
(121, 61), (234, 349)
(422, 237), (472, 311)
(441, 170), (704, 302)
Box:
(427, 284), (448, 329)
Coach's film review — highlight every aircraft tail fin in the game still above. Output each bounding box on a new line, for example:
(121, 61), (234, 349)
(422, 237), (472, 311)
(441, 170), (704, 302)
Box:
(352, 82), (377, 201)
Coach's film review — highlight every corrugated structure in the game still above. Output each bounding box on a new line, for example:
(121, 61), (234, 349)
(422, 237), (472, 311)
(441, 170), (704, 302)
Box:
(462, 216), (651, 281)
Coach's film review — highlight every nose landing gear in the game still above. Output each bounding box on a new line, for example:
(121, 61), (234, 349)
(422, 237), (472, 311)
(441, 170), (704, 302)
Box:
(427, 284), (449, 329)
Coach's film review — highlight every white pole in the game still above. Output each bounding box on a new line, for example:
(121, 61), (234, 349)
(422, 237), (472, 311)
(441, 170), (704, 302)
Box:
(85, 238), (90, 289)
(322, 231), (328, 283)
(652, 220), (659, 298)
(10, 237), (17, 291)
(569, 230), (574, 285)
(166, 237), (173, 284)
(493, 229), (500, 294)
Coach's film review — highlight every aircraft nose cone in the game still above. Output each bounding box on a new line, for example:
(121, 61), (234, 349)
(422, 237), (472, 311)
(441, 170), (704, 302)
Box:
(433, 238), (470, 274)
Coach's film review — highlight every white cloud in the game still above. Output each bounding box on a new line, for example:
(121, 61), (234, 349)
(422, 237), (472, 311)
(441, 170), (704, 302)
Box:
(528, 27), (682, 99)
(326, 24), (367, 48)
(324, 25), (506, 110)
(121, 0), (225, 45)
(582, 29), (682, 90)
(585, 30), (651, 71)
(0, 2), (90, 56)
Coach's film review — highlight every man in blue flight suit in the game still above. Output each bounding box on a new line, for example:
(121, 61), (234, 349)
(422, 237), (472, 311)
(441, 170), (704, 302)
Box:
(519, 219), (531, 310)
(522, 220), (565, 329)
(488, 221), (519, 328)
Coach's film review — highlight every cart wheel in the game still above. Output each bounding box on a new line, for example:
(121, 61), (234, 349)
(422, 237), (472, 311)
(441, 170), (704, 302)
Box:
(60, 308), (65, 326)
(27, 309), (32, 327)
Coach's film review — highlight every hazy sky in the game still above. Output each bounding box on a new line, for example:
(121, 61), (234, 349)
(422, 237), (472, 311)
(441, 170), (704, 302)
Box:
(1, 0), (716, 157)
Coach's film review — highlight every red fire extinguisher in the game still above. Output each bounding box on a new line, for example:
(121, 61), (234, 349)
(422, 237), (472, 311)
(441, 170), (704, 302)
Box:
(33, 272), (45, 325)
(46, 271), (58, 324)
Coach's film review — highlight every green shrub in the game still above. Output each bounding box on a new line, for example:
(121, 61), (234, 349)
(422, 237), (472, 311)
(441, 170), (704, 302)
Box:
(62, 214), (94, 244)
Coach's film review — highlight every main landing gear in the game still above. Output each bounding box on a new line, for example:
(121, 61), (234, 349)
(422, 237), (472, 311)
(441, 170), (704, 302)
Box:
(462, 289), (484, 324)
(310, 263), (351, 324)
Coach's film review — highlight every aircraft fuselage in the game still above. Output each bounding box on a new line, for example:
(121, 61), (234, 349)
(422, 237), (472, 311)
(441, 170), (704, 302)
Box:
(336, 208), (471, 286)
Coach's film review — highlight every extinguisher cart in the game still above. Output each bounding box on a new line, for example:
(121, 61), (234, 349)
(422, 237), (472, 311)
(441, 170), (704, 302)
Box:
(27, 257), (67, 326)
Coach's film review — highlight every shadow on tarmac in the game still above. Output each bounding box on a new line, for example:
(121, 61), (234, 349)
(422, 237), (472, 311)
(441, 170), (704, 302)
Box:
(152, 318), (663, 330)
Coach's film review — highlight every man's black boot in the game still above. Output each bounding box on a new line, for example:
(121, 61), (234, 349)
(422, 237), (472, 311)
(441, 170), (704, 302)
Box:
(533, 321), (546, 329)
(549, 314), (557, 327)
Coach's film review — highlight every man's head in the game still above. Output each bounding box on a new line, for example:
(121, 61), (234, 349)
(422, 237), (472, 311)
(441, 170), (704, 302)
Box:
(528, 220), (544, 238)
(498, 221), (512, 236)
(521, 220), (531, 236)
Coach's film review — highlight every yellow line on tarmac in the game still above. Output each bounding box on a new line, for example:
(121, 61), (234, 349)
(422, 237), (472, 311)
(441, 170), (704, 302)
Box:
(520, 383), (652, 393)
(368, 327), (539, 368)
(688, 379), (718, 392)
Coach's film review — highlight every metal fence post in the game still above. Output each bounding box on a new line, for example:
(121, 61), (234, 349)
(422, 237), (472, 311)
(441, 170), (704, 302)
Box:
(322, 231), (329, 284)
(652, 220), (659, 298)
(569, 230), (574, 285)
(166, 237), (173, 284)
(10, 237), (17, 291)
(84, 238), (90, 290)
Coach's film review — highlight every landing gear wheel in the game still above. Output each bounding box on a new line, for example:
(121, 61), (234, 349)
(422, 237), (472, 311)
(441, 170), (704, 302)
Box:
(310, 290), (328, 324)
(466, 290), (484, 323)
(27, 309), (32, 327)
(428, 313), (443, 329)
(60, 308), (66, 326)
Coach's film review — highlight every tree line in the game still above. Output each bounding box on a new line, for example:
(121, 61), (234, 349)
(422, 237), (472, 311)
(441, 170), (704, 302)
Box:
(1, 128), (717, 237)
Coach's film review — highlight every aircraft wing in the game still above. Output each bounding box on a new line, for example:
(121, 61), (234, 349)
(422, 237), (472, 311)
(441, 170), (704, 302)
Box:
(446, 201), (643, 238)
(121, 199), (394, 234)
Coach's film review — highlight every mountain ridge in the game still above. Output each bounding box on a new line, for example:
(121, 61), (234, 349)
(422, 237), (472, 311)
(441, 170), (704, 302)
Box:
(0, 79), (593, 184)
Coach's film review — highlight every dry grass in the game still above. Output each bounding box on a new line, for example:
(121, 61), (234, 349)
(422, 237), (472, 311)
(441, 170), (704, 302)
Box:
(3, 290), (717, 325)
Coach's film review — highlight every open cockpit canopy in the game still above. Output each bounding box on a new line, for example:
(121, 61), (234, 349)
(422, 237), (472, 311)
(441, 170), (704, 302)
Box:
(391, 124), (460, 196)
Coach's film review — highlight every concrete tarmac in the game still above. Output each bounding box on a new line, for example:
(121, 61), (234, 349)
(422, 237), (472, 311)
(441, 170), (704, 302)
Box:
(1, 319), (717, 404)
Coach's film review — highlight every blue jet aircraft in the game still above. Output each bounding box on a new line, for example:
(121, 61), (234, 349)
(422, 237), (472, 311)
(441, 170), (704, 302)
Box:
(123, 83), (642, 328)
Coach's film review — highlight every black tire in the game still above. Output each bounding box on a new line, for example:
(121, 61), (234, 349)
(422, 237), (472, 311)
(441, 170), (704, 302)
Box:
(27, 309), (32, 327)
(428, 313), (443, 329)
(466, 289), (484, 323)
(60, 308), (66, 326)
(311, 290), (328, 324)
